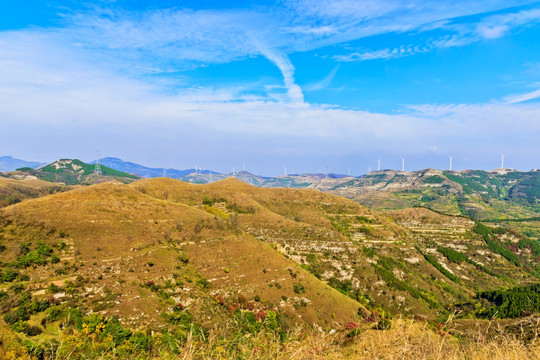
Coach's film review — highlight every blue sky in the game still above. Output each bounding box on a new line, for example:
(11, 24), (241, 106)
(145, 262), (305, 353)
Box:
(1, 1), (540, 175)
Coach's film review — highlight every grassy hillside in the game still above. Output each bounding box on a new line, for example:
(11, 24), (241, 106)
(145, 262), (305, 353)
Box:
(0, 178), (538, 358)
(328, 169), (540, 220)
(153, 168), (540, 223)
(0, 176), (68, 208)
(0, 180), (368, 358)
(131, 179), (538, 317)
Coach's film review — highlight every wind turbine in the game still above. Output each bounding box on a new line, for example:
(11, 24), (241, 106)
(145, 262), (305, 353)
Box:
(377, 159), (381, 172)
(449, 155), (453, 171)
(284, 167), (287, 176)
(400, 157), (405, 172)
(501, 154), (505, 169)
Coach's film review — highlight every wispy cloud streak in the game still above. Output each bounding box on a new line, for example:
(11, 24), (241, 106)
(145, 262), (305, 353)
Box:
(304, 66), (340, 92)
(504, 88), (540, 104)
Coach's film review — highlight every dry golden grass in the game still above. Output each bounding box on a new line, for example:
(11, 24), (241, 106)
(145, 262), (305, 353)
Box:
(0, 180), (364, 330)
(173, 317), (540, 360)
(90, 317), (536, 360)
(0, 176), (69, 207)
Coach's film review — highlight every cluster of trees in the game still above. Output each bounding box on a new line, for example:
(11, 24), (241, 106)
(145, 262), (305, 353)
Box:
(371, 256), (439, 308)
(421, 252), (459, 283)
(477, 284), (540, 318)
(437, 246), (498, 277)
(473, 223), (520, 267)
(517, 238), (540, 257)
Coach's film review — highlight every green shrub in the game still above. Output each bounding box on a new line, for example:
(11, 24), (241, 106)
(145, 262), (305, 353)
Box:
(48, 283), (61, 294)
(473, 223), (520, 267)
(36, 241), (53, 256)
(1, 268), (19, 282)
(421, 252), (459, 283)
(437, 247), (468, 263)
(196, 278), (210, 289)
(293, 283), (305, 294)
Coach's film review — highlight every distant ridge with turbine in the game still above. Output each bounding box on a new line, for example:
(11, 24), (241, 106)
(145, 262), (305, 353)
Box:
(2, 155), (539, 222)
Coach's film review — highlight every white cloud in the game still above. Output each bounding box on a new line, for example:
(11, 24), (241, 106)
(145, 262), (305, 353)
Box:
(2, 39), (539, 147)
(2, 1), (540, 171)
(334, 45), (426, 62)
(252, 39), (304, 104)
(32, 2), (540, 80)
(477, 25), (509, 39)
(504, 88), (540, 104)
(332, 6), (540, 62)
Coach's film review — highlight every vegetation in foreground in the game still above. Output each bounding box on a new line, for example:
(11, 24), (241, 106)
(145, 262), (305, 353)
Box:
(1, 315), (539, 359)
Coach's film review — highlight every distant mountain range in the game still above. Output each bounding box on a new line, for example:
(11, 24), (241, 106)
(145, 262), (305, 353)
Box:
(90, 157), (219, 178)
(3, 156), (540, 222)
(0, 156), (44, 172)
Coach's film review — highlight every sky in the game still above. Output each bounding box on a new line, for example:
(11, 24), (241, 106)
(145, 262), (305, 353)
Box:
(1, 0), (540, 176)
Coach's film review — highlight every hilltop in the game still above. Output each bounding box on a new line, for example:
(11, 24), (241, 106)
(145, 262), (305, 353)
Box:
(134, 178), (540, 311)
(0, 179), (364, 357)
(6, 159), (140, 185)
(13, 154), (537, 221)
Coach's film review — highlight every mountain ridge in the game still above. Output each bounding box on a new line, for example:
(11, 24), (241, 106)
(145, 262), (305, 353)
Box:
(6, 159), (139, 185)
(0, 156), (45, 172)
(91, 157), (219, 178)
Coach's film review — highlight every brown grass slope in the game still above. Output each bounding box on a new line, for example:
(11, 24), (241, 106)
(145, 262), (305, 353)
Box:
(0, 178), (539, 359)
(127, 178), (533, 321)
(0, 181), (361, 333)
(0, 179), (535, 323)
(0, 176), (68, 208)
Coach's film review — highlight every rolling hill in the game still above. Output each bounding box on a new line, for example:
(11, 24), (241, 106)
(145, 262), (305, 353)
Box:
(104, 160), (540, 224)
(0, 179), (368, 357)
(132, 178), (539, 314)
